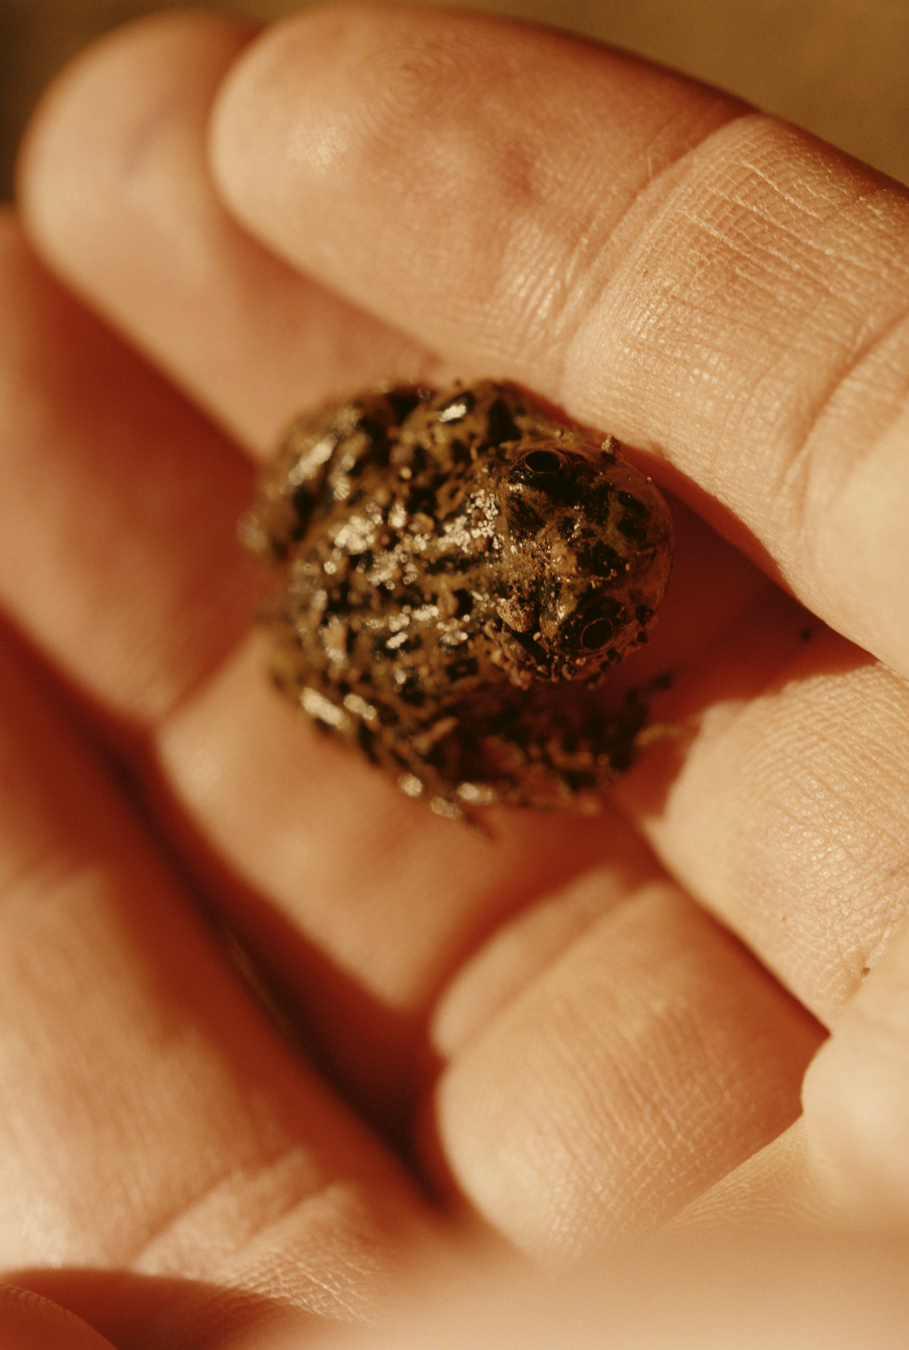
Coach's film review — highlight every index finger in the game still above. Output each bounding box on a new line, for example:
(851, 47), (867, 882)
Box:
(208, 2), (909, 677)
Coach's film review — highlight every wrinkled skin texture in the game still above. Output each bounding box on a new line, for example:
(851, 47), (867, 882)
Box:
(244, 380), (673, 810)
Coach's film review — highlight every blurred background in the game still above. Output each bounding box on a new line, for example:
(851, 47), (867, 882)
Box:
(1, 0), (909, 200)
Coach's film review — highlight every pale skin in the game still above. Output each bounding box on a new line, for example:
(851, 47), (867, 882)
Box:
(2, 4), (909, 1347)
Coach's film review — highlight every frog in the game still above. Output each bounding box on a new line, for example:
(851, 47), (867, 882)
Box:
(240, 380), (674, 815)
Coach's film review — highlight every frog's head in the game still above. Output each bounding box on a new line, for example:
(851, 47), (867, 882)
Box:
(491, 438), (674, 683)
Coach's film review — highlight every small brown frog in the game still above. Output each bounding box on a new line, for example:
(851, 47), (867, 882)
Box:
(241, 381), (673, 814)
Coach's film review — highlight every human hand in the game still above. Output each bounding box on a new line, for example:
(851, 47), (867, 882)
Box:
(3, 4), (909, 1347)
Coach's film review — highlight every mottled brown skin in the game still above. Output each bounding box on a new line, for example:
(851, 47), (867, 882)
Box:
(242, 381), (674, 814)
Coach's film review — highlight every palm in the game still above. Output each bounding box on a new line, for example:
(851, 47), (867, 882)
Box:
(3, 6), (909, 1348)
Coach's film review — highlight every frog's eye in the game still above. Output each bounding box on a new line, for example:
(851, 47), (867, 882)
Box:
(521, 449), (564, 475)
(580, 615), (618, 649)
(564, 596), (624, 651)
(508, 447), (577, 494)
(509, 446), (571, 478)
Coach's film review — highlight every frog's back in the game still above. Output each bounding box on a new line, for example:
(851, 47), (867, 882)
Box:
(243, 381), (674, 813)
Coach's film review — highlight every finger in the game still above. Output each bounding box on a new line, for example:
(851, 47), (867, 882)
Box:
(0, 626), (434, 1347)
(614, 622), (909, 1029)
(0, 1287), (115, 1350)
(0, 211), (261, 727)
(207, 4), (909, 677)
(17, 9), (442, 455)
(675, 914), (909, 1235)
(428, 879), (821, 1251)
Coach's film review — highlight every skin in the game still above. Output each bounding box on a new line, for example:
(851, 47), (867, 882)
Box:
(1, 3), (909, 1345)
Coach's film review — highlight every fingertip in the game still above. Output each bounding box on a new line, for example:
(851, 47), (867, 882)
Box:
(208, 2), (474, 275)
(209, 2), (364, 199)
(0, 1285), (115, 1350)
(18, 8), (255, 274)
(15, 4), (436, 450)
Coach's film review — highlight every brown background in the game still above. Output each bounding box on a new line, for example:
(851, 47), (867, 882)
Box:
(1, 0), (909, 201)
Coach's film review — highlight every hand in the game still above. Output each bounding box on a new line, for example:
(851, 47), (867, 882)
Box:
(3, 5), (909, 1347)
